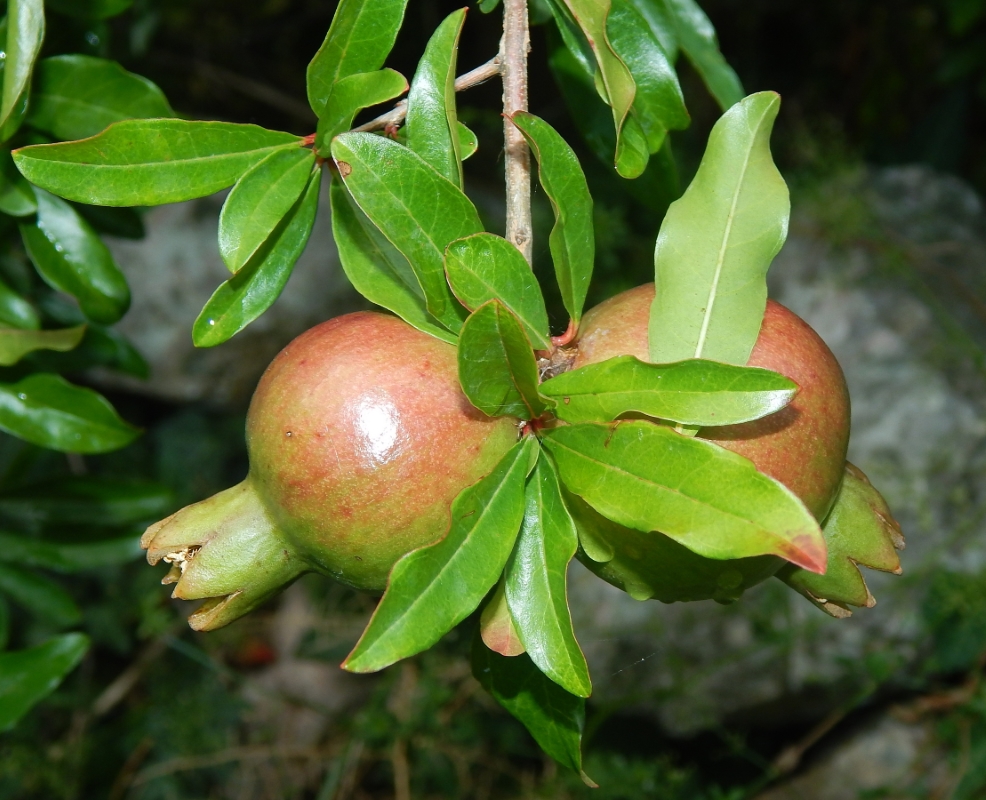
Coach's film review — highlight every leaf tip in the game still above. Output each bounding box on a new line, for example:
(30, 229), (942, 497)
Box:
(781, 532), (827, 574)
(579, 770), (598, 788)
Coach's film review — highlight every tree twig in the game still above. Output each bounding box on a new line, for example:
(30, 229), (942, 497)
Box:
(353, 58), (502, 133)
(501, 0), (533, 264)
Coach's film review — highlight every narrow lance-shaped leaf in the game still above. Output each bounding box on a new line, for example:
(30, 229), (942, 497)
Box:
(649, 92), (789, 366)
(27, 55), (175, 141)
(0, 276), (39, 329)
(0, 324), (85, 366)
(406, 8), (466, 187)
(541, 356), (797, 426)
(0, 373), (140, 453)
(0, 564), (81, 626)
(472, 633), (595, 784)
(315, 69), (407, 152)
(307, 0), (409, 116)
(511, 112), (593, 325)
(329, 178), (455, 344)
(665, 0), (743, 111)
(343, 437), (536, 673)
(607, 0), (688, 153)
(458, 301), (549, 420)
(0, 633), (88, 732)
(21, 188), (130, 325)
(543, 421), (826, 572)
(195, 168), (321, 348)
(13, 120), (303, 207)
(0, 148), (36, 217)
(218, 147), (315, 273)
(445, 232), (551, 349)
(332, 132), (482, 334)
(480, 579), (526, 656)
(505, 454), (591, 698)
(0, 0), (45, 138)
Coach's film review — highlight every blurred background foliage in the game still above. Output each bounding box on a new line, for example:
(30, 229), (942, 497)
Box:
(9, 0), (986, 798)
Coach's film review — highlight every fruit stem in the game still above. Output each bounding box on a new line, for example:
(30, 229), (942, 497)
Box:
(501, 0), (533, 265)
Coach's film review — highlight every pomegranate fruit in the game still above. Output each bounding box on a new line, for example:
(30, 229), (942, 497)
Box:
(568, 283), (851, 603)
(142, 312), (518, 630)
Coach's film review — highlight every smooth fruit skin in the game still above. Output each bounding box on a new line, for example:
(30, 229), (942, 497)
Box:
(247, 312), (518, 590)
(569, 283), (851, 602)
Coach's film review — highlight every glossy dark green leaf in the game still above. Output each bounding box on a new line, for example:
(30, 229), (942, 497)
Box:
(195, 168), (321, 347)
(778, 463), (904, 618)
(27, 55), (174, 142)
(0, 563), (80, 626)
(0, 533), (74, 572)
(478, 0), (501, 12)
(541, 356), (797, 426)
(0, 633), (88, 732)
(505, 454), (590, 697)
(649, 93), (789, 366)
(329, 179), (454, 344)
(0, 532), (143, 572)
(472, 634), (592, 780)
(406, 9), (466, 188)
(13, 120), (302, 207)
(0, 276), (39, 329)
(46, 0), (131, 19)
(458, 122), (478, 160)
(343, 437), (536, 673)
(0, 373), (139, 453)
(543, 421), (826, 571)
(626, 0), (677, 59)
(0, 0), (44, 139)
(0, 148), (36, 216)
(665, 0), (743, 111)
(218, 147), (315, 273)
(21, 188), (130, 324)
(511, 113), (593, 325)
(307, 0), (408, 117)
(458, 301), (548, 420)
(608, 0), (688, 152)
(445, 233), (551, 349)
(332, 132), (482, 333)
(315, 69), (408, 153)
(0, 477), (172, 528)
(0, 324), (84, 365)
(480, 578), (525, 656)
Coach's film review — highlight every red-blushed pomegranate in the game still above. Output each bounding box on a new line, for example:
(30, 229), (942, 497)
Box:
(568, 283), (851, 603)
(142, 312), (518, 630)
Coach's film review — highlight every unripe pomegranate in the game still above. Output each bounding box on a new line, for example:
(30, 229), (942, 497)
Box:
(569, 283), (851, 603)
(142, 312), (518, 630)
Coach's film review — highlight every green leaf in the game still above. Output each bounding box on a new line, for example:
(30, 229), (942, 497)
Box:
(27, 55), (174, 142)
(0, 148), (36, 217)
(608, 0), (689, 152)
(0, 633), (88, 732)
(649, 92), (789, 366)
(445, 232), (551, 349)
(343, 437), (536, 673)
(0, 0), (44, 140)
(0, 373), (139, 453)
(480, 578), (525, 656)
(307, 0), (409, 117)
(195, 168), (321, 347)
(218, 147), (315, 273)
(0, 276), (39, 329)
(0, 533), (74, 572)
(541, 356), (797, 426)
(13, 120), (303, 207)
(626, 0), (678, 60)
(543, 421), (826, 571)
(0, 324), (84, 365)
(665, 0), (743, 111)
(406, 9), (466, 188)
(510, 113), (593, 325)
(558, 0), (646, 178)
(472, 633), (592, 779)
(458, 122), (478, 160)
(329, 178), (454, 344)
(0, 563), (80, 626)
(458, 301), (548, 420)
(505, 454), (590, 697)
(778, 463), (904, 617)
(0, 532), (144, 572)
(315, 69), (408, 153)
(46, 0), (131, 19)
(478, 0), (501, 12)
(0, 477), (173, 528)
(0, 595), (8, 650)
(332, 132), (482, 334)
(21, 188), (130, 324)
